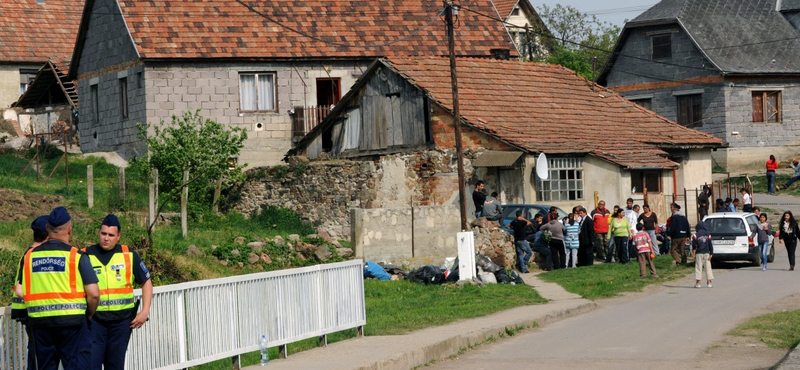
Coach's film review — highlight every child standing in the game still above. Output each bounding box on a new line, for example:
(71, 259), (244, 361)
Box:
(692, 220), (714, 287)
(756, 213), (772, 271)
(633, 223), (658, 278)
(564, 213), (580, 268)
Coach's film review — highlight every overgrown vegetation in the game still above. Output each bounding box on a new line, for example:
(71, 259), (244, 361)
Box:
(539, 256), (694, 300)
(136, 110), (247, 209)
(728, 309), (800, 348)
(534, 4), (621, 80)
(193, 280), (547, 370)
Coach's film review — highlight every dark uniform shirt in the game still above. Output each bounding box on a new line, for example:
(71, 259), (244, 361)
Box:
(84, 244), (151, 321)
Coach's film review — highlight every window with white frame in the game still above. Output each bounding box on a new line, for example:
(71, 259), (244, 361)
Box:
(537, 157), (584, 201)
(239, 72), (276, 112)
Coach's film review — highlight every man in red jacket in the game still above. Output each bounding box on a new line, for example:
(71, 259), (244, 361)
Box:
(591, 200), (610, 261)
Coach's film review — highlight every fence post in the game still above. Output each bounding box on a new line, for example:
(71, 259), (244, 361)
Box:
(182, 170), (189, 239)
(87, 165), (94, 208)
(683, 188), (688, 218)
(727, 172), (731, 199)
(695, 188), (700, 222)
(149, 184), (156, 231)
(153, 168), (159, 211)
(212, 178), (222, 214)
(119, 167), (126, 203)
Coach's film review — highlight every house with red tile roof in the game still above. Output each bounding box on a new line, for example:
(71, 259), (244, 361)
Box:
(289, 56), (724, 219)
(0, 0), (83, 133)
(491, 0), (554, 60)
(68, 0), (516, 166)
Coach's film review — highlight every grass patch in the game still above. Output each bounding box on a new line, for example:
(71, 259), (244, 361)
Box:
(538, 256), (693, 300)
(730, 174), (800, 197)
(192, 280), (547, 370)
(728, 309), (800, 349)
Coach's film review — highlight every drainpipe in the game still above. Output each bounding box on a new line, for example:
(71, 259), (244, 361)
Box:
(672, 168), (678, 202)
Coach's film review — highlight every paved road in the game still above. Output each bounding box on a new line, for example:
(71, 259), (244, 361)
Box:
(426, 246), (800, 370)
(753, 192), (800, 214)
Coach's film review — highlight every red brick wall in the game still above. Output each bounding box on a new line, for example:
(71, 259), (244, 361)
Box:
(431, 105), (514, 151)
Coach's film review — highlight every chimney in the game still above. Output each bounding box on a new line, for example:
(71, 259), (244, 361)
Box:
(490, 49), (511, 60)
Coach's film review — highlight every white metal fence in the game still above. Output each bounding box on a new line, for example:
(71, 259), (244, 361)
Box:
(1, 260), (366, 370)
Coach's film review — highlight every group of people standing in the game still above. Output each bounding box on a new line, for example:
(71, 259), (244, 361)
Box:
(499, 191), (695, 279)
(12, 207), (152, 370)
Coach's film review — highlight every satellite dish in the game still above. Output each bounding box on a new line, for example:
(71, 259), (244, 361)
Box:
(536, 153), (549, 179)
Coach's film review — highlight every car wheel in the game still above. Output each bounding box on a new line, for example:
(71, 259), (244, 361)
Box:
(751, 250), (762, 267)
(768, 241), (775, 263)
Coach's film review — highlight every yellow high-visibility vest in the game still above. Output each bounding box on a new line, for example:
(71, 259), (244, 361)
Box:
(22, 246), (86, 322)
(11, 255), (26, 320)
(85, 245), (134, 312)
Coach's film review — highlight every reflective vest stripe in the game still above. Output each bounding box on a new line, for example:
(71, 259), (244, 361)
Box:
(99, 298), (135, 306)
(27, 303), (88, 313)
(11, 296), (24, 304)
(99, 288), (134, 295)
(24, 292), (86, 300)
(69, 248), (77, 293)
(23, 248), (33, 298)
(123, 245), (132, 287)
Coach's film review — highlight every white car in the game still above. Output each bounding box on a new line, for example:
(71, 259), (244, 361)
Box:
(701, 212), (774, 266)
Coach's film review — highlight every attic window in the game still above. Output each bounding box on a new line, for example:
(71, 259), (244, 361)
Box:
(35, 0), (45, 4)
(652, 34), (672, 60)
(510, 7), (520, 16)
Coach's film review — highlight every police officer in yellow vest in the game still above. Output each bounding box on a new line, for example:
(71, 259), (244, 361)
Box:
(83, 214), (152, 370)
(12, 215), (49, 370)
(15, 206), (100, 370)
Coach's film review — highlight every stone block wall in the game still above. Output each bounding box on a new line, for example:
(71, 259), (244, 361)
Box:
(236, 148), (486, 240)
(351, 205), (461, 265)
(352, 205), (518, 268)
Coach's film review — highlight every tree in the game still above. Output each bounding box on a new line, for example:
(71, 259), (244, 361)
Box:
(137, 109), (248, 208)
(535, 4), (621, 80)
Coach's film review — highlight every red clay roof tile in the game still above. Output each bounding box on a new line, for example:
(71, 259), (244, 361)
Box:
(116, 0), (515, 59)
(0, 0), (83, 66)
(384, 56), (723, 168)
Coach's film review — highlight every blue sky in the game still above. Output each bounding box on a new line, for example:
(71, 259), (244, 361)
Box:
(534, 1), (658, 27)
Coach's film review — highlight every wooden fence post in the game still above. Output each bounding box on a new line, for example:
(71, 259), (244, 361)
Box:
(181, 170), (189, 239)
(149, 184), (156, 231)
(212, 178), (222, 214)
(153, 168), (159, 210)
(87, 165), (94, 208)
(119, 167), (126, 202)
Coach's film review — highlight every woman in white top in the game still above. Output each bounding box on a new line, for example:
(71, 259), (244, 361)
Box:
(741, 188), (753, 213)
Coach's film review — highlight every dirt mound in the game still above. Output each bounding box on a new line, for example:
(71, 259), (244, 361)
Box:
(0, 188), (64, 222)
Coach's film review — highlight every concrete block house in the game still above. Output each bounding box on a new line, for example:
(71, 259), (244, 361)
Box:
(68, 0), (516, 167)
(0, 0), (83, 134)
(289, 56), (724, 222)
(598, 0), (800, 170)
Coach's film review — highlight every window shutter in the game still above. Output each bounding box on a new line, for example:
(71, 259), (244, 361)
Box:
(752, 93), (764, 122)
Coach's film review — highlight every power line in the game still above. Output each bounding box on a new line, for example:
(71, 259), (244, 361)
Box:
(461, 5), (718, 73)
(584, 4), (656, 16)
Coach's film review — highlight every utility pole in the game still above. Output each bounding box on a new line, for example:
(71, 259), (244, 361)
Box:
(445, 1), (469, 231)
(525, 24), (533, 61)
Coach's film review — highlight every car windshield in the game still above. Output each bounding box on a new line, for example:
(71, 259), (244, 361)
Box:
(705, 218), (747, 236)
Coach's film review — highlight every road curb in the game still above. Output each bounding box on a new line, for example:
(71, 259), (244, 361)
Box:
(352, 300), (599, 370)
(773, 345), (800, 370)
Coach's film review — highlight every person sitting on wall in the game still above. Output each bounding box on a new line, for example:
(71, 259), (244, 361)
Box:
(482, 192), (502, 222)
